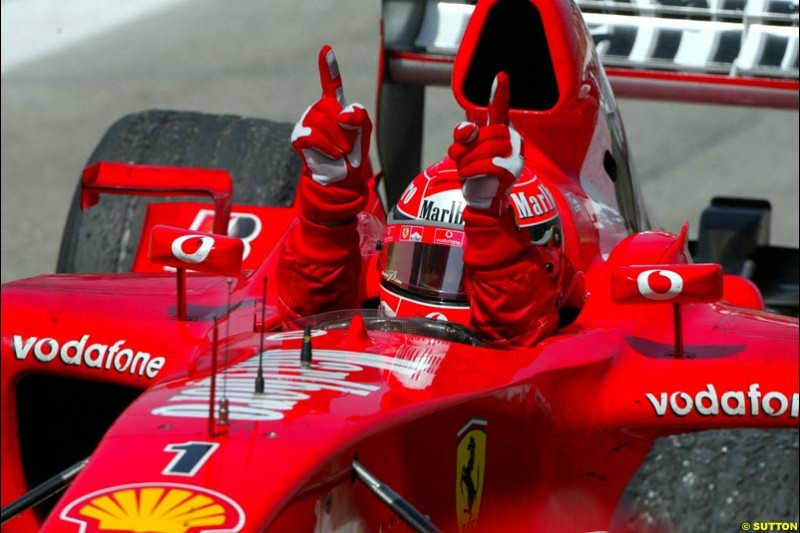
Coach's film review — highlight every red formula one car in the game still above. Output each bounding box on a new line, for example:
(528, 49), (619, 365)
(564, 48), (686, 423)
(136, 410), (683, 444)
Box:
(1, 0), (798, 532)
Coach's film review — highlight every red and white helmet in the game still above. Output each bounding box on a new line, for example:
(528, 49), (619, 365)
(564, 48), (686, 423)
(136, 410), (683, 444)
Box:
(379, 158), (563, 326)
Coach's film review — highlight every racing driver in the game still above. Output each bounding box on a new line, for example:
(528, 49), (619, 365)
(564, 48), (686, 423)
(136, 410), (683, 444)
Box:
(277, 46), (571, 347)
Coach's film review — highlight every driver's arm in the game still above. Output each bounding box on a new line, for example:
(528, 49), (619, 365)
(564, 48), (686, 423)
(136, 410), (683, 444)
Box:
(450, 73), (559, 347)
(277, 45), (372, 323)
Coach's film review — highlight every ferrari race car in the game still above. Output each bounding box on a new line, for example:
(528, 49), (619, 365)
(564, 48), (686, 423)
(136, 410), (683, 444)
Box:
(1, 0), (798, 532)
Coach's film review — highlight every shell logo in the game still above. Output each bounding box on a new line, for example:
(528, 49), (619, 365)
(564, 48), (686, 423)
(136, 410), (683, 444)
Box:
(60, 483), (245, 533)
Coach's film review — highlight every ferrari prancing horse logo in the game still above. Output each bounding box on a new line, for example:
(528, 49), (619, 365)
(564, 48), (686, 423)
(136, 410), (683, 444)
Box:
(456, 418), (487, 533)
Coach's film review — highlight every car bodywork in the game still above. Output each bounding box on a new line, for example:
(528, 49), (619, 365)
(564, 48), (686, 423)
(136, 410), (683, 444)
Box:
(1, 0), (798, 531)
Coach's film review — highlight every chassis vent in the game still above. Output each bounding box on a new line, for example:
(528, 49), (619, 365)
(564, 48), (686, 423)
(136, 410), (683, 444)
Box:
(16, 374), (142, 517)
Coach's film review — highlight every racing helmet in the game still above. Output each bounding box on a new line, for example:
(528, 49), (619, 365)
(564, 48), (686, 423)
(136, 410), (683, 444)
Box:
(379, 159), (564, 326)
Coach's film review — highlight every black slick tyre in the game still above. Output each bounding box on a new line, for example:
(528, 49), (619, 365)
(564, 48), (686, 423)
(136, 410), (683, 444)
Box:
(57, 109), (301, 273)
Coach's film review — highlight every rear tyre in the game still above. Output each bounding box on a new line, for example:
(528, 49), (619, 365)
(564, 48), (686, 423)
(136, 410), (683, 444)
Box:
(57, 109), (301, 273)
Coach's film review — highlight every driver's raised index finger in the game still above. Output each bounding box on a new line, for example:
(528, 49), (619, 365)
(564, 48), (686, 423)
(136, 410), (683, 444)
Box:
(487, 71), (510, 126)
(318, 44), (345, 107)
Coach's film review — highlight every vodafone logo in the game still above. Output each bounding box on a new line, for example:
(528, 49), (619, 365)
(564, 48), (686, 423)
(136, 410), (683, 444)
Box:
(425, 312), (448, 321)
(636, 269), (684, 301)
(171, 235), (214, 264)
(13, 334), (165, 379)
(433, 228), (465, 247)
(646, 384), (798, 419)
(150, 225), (242, 277)
(612, 264), (721, 305)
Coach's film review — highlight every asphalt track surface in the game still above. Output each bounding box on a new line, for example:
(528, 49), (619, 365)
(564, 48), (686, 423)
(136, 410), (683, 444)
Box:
(1, 0), (798, 531)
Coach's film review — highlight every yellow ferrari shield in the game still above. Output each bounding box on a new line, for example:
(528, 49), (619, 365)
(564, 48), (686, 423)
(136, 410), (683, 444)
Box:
(456, 419), (487, 533)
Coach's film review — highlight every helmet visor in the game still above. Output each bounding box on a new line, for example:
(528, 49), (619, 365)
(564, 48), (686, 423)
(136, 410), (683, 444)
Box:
(382, 236), (467, 302)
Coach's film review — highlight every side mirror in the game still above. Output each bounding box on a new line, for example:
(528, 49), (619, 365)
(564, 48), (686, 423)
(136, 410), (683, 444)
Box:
(611, 264), (723, 305)
(612, 264), (722, 358)
(149, 225), (244, 320)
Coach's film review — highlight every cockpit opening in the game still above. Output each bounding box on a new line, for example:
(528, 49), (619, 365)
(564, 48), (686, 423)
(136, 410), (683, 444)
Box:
(461, 0), (559, 111)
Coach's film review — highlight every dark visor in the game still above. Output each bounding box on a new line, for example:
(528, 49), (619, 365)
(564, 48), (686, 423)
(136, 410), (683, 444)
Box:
(381, 240), (467, 302)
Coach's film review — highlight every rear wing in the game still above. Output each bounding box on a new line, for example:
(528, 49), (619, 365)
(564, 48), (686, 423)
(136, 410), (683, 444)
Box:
(377, 0), (798, 205)
(382, 0), (799, 106)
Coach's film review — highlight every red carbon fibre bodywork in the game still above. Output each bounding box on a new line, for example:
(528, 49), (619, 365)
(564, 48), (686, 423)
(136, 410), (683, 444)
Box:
(1, 0), (797, 532)
(3, 247), (796, 532)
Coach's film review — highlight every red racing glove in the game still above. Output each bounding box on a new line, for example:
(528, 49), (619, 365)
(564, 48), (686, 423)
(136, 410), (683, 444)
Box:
(448, 71), (523, 215)
(448, 73), (559, 346)
(279, 45), (373, 321)
(290, 44), (372, 225)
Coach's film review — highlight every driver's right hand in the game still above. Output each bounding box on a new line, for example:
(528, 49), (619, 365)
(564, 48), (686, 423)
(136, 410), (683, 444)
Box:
(291, 45), (372, 192)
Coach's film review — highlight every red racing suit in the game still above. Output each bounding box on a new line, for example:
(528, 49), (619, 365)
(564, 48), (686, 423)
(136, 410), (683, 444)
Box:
(277, 156), (560, 348)
(277, 49), (559, 347)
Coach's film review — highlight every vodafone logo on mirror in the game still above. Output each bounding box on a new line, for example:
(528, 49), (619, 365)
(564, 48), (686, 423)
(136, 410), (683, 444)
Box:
(636, 269), (684, 301)
(171, 235), (215, 264)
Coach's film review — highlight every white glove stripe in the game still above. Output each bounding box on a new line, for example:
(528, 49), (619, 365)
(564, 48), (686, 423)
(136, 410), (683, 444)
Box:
(302, 148), (347, 185)
(456, 121), (478, 143)
(324, 49), (346, 107)
(462, 176), (500, 210)
(290, 104), (313, 143)
(491, 124), (523, 177)
(339, 103), (365, 169)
